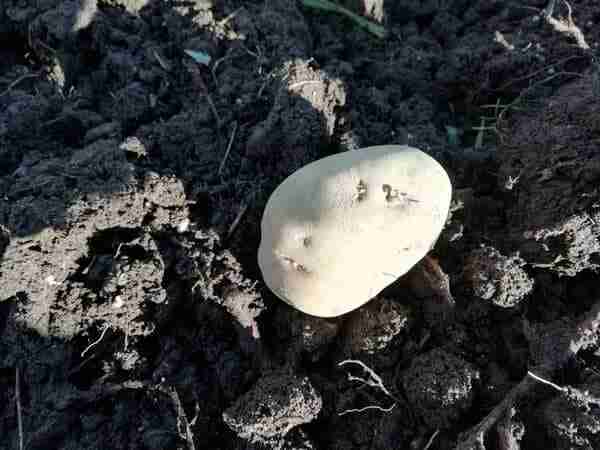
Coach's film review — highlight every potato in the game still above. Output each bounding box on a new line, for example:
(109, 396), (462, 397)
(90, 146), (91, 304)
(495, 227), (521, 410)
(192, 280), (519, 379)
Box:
(258, 145), (452, 317)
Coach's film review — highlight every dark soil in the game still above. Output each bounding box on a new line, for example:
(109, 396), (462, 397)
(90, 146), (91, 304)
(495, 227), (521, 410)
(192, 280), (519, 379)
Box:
(2, 1), (600, 449)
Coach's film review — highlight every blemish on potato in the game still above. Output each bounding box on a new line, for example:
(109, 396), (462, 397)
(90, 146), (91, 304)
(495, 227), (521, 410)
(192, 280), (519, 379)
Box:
(353, 179), (368, 202)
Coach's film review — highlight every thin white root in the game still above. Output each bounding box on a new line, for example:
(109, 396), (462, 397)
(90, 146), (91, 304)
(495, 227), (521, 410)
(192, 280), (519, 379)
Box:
(423, 429), (440, 450)
(81, 323), (111, 357)
(338, 359), (396, 398)
(338, 403), (396, 416)
(218, 121), (238, 176)
(337, 359), (398, 416)
(527, 371), (566, 392)
(16, 367), (24, 450)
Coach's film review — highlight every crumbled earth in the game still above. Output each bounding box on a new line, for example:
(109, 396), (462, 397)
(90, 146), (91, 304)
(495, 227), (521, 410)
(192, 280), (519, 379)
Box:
(2, 1), (600, 449)
(497, 69), (600, 277)
(272, 305), (341, 365)
(403, 347), (480, 429)
(340, 295), (412, 366)
(463, 245), (534, 308)
(541, 378), (600, 449)
(222, 370), (322, 447)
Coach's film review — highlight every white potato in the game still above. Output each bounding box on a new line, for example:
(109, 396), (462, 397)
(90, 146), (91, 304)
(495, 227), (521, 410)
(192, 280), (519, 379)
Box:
(258, 145), (452, 317)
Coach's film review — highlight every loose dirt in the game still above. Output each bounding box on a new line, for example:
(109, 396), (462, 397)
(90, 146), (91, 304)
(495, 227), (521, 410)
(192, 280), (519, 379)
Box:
(2, 1), (600, 449)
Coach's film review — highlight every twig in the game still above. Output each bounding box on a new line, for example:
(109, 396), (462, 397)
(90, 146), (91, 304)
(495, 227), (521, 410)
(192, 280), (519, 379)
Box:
(211, 46), (236, 88)
(163, 387), (196, 450)
(474, 118), (494, 148)
(68, 349), (106, 377)
(423, 429), (440, 450)
(186, 58), (224, 154)
(542, 0), (557, 17)
(257, 68), (278, 99)
(186, 59), (222, 127)
(494, 31), (514, 51)
(16, 367), (24, 450)
(124, 312), (130, 351)
(226, 202), (249, 239)
(217, 6), (243, 26)
(457, 299), (600, 449)
(218, 121), (238, 176)
(81, 324), (110, 357)
(239, 42), (260, 59)
(456, 377), (535, 450)
(189, 402), (201, 427)
(497, 71), (582, 122)
(153, 50), (171, 72)
(0, 72), (41, 98)
(205, 93), (222, 127)
(496, 55), (582, 91)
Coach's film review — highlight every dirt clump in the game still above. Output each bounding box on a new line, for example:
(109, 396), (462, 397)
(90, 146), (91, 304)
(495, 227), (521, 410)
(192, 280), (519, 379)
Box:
(541, 378), (600, 449)
(223, 370), (322, 447)
(2, 0), (600, 448)
(403, 347), (480, 429)
(340, 296), (412, 364)
(498, 70), (600, 276)
(464, 245), (534, 308)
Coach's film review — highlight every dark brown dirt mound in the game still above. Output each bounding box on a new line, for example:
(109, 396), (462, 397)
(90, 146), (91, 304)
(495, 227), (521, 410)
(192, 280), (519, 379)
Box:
(2, 1), (600, 449)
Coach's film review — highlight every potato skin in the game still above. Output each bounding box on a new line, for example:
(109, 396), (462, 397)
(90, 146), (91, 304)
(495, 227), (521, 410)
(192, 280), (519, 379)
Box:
(258, 145), (452, 317)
